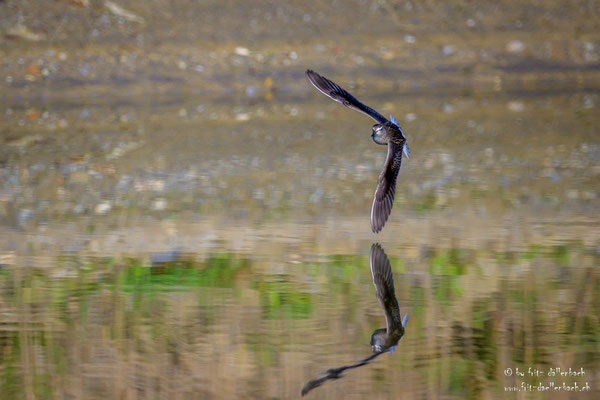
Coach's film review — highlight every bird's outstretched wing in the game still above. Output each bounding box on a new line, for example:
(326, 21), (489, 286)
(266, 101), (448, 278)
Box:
(370, 243), (402, 332)
(371, 142), (403, 233)
(306, 70), (388, 124)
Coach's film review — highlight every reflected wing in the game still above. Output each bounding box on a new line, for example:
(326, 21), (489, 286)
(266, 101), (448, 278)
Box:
(301, 244), (406, 396)
(370, 243), (395, 296)
(371, 143), (403, 233)
(370, 243), (402, 332)
(301, 352), (385, 396)
(306, 69), (388, 124)
(301, 375), (330, 397)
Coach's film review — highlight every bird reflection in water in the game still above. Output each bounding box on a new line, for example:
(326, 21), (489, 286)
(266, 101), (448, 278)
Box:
(301, 243), (408, 396)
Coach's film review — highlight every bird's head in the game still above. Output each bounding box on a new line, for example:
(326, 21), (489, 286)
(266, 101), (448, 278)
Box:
(370, 328), (389, 353)
(371, 124), (387, 145)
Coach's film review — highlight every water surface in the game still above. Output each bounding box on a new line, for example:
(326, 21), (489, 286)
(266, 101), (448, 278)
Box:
(1, 1), (599, 399)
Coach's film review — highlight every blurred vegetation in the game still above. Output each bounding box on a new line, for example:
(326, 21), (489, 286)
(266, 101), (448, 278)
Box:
(0, 242), (598, 399)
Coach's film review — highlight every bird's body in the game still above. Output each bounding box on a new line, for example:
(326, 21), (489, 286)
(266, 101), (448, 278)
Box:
(305, 69), (409, 233)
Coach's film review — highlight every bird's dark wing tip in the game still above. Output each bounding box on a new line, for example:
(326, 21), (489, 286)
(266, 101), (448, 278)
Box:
(305, 68), (388, 125)
(370, 243), (384, 261)
(371, 218), (380, 233)
(301, 376), (325, 397)
(371, 195), (393, 234)
(370, 243), (393, 283)
(305, 69), (318, 81)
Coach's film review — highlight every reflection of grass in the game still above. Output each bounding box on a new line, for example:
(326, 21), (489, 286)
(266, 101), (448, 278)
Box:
(0, 365), (20, 400)
(430, 250), (467, 276)
(122, 253), (248, 291)
(520, 244), (542, 260)
(472, 301), (497, 378)
(254, 279), (312, 320)
(414, 191), (437, 214)
(245, 333), (279, 367)
(429, 249), (467, 305)
(552, 244), (569, 263)
(0, 242), (598, 399)
(447, 358), (469, 395)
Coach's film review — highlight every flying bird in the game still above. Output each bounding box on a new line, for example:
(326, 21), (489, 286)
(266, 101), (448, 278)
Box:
(305, 69), (410, 233)
(300, 243), (408, 396)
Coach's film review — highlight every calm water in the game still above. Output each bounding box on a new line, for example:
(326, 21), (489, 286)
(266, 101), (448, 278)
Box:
(1, 87), (598, 399)
(1, 1), (600, 399)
